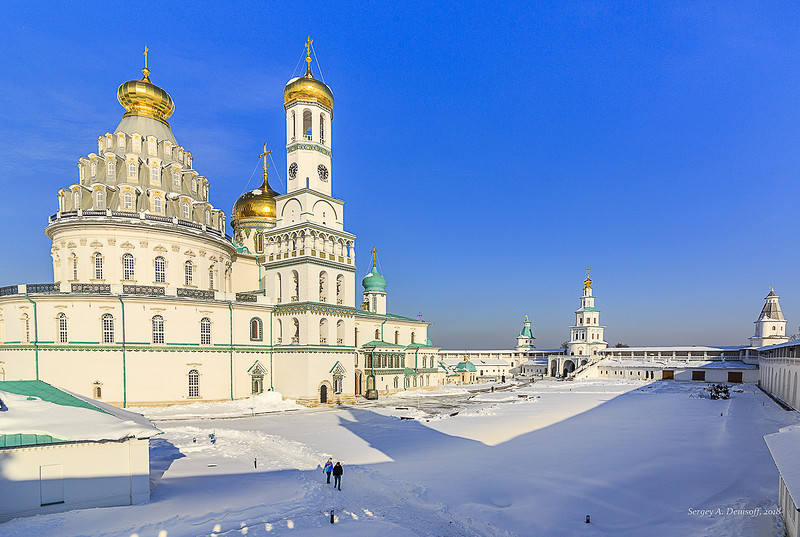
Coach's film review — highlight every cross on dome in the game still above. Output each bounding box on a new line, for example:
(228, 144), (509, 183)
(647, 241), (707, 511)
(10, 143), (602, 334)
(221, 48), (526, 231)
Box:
(259, 143), (272, 178)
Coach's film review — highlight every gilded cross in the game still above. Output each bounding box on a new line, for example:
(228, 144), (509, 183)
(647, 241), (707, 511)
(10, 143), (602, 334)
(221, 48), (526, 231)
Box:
(259, 143), (272, 176)
(143, 46), (149, 69)
(371, 247), (378, 265)
(305, 36), (313, 58)
(417, 312), (423, 321)
(586, 266), (591, 279)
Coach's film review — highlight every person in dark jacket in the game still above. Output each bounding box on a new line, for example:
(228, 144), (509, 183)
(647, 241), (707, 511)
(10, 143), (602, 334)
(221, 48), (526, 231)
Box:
(323, 458), (333, 484)
(332, 462), (343, 490)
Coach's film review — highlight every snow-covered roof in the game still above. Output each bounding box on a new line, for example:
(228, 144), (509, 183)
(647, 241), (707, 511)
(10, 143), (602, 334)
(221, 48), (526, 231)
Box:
(765, 425), (800, 509)
(597, 359), (757, 370)
(0, 381), (160, 448)
(600, 346), (743, 353)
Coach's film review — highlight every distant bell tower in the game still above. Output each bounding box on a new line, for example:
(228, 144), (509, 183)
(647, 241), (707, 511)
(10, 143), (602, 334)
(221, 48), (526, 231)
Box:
(516, 316), (535, 352)
(284, 36), (333, 197)
(749, 287), (789, 348)
(566, 268), (607, 358)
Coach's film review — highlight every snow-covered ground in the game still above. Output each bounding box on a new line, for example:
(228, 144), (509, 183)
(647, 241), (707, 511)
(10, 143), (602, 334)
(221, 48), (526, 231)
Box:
(1, 379), (796, 536)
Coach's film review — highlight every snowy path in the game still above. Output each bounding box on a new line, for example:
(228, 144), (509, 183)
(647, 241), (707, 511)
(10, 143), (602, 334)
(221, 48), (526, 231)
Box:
(0, 380), (796, 536)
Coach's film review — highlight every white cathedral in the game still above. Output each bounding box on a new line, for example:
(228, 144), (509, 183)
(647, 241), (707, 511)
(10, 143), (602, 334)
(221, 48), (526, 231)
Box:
(0, 44), (441, 406)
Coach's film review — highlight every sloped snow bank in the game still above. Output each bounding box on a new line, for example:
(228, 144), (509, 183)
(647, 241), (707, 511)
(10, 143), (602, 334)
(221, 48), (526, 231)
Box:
(129, 391), (302, 420)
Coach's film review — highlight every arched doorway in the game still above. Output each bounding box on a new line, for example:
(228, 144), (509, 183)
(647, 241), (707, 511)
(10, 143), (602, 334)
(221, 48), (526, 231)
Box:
(355, 371), (363, 396)
(550, 361), (558, 377)
(320, 384), (328, 404)
(562, 360), (576, 377)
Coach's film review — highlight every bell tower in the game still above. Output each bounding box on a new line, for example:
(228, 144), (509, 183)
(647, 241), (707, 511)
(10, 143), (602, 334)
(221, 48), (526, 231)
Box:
(284, 37), (334, 198)
(566, 268), (607, 358)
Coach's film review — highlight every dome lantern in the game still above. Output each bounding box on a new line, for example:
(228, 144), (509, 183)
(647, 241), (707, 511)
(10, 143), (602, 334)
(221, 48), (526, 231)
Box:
(283, 37), (334, 111)
(117, 46), (175, 126)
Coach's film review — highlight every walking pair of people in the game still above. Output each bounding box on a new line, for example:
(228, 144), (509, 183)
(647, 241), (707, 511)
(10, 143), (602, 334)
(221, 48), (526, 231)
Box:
(323, 457), (343, 490)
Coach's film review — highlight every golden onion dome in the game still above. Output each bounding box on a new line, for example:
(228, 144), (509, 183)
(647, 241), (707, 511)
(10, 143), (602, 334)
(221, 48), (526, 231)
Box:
(284, 61), (334, 110)
(231, 176), (279, 222)
(117, 64), (175, 126)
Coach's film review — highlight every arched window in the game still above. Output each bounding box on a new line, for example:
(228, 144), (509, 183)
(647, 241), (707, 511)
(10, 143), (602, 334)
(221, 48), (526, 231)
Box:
(191, 177), (197, 193)
(172, 169), (180, 187)
(148, 139), (157, 154)
(90, 160), (97, 177)
(320, 114), (325, 144)
(181, 201), (190, 220)
(95, 189), (105, 209)
(394, 330), (399, 345)
(372, 296), (377, 313)
(291, 270), (299, 301)
(375, 329), (380, 340)
(319, 318), (328, 344)
(184, 261), (193, 286)
(354, 327), (359, 347)
(256, 233), (264, 253)
(336, 320), (344, 345)
(71, 253), (78, 281)
(303, 110), (312, 139)
(291, 111), (296, 140)
(204, 210), (210, 225)
(208, 267), (215, 291)
(411, 332), (416, 344)
(128, 161), (137, 178)
(154, 196), (162, 213)
(188, 369), (199, 397)
(123, 191), (133, 210)
(73, 190), (81, 210)
(152, 315), (164, 344)
(57, 313), (68, 343)
(250, 318), (263, 341)
(94, 252), (103, 280)
(102, 313), (114, 343)
(336, 274), (344, 304)
(154, 256), (165, 283)
(292, 318), (300, 343)
(319, 271), (327, 302)
(394, 377), (398, 389)
(21, 314), (30, 343)
(200, 317), (211, 345)
(107, 159), (115, 177)
(122, 253), (134, 280)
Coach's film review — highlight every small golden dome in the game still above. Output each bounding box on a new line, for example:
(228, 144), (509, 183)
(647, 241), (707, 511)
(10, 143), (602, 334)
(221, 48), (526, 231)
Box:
(231, 176), (279, 222)
(117, 66), (175, 126)
(284, 63), (334, 110)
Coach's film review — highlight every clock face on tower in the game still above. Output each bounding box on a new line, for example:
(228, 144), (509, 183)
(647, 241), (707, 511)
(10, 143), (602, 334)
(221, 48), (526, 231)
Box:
(318, 164), (329, 182)
(288, 162), (298, 180)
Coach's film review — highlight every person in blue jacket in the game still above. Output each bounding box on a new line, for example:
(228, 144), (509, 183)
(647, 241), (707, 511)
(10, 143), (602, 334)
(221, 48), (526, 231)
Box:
(323, 458), (333, 484)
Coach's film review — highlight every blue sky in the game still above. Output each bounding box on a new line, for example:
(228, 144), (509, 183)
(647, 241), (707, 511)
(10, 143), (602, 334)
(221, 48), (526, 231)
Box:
(1, 2), (799, 349)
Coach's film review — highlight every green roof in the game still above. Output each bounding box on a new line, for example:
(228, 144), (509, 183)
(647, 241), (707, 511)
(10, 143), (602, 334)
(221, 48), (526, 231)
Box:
(582, 307), (600, 312)
(0, 434), (65, 448)
(454, 361), (477, 372)
(403, 367), (415, 375)
(361, 340), (405, 348)
(520, 324), (532, 338)
(0, 380), (106, 414)
(362, 262), (387, 293)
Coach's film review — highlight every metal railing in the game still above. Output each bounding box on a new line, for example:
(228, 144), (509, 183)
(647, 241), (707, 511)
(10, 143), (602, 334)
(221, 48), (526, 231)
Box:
(123, 285), (165, 296)
(235, 293), (257, 302)
(177, 288), (215, 300)
(72, 283), (111, 294)
(26, 283), (60, 294)
(48, 211), (231, 244)
(0, 285), (19, 296)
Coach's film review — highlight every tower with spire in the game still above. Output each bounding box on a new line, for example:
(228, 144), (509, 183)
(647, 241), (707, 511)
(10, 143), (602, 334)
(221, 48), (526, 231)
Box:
(516, 316), (535, 352)
(361, 248), (387, 315)
(750, 287), (789, 347)
(566, 268), (607, 358)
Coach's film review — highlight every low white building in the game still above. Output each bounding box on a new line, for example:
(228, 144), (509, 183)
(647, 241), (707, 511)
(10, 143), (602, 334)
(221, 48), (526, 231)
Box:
(764, 425), (800, 537)
(0, 380), (159, 522)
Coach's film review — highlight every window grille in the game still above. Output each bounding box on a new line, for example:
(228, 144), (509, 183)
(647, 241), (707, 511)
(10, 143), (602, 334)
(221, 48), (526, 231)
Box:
(152, 315), (164, 344)
(188, 369), (199, 397)
(201, 317), (211, 345)
(184, 261), (193, 286)
(58, 313), (68, 343)
(155, 257), (165, 283)
(123, 253), (134, 280)
(94, 253), (103, 280)
(102, 314), (114, 343)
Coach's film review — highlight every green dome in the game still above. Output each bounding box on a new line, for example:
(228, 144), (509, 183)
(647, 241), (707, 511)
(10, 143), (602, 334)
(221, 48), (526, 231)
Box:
(362, 264), (387, 293)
